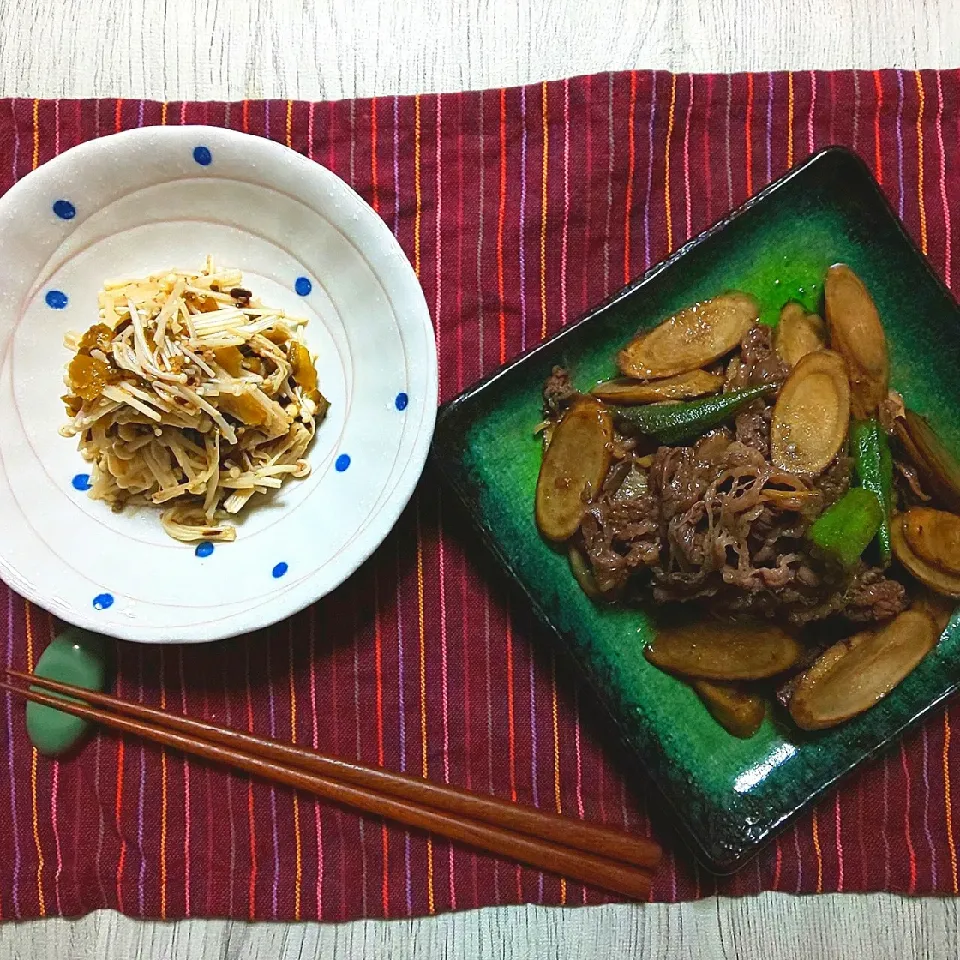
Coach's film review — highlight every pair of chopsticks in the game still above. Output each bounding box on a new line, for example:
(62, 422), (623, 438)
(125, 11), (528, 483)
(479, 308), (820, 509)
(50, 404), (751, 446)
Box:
(1, 669), (661, 899)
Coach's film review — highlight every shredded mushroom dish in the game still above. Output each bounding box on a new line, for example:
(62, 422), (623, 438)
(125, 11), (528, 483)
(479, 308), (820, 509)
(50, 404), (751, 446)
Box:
(60, 259), (329, 543)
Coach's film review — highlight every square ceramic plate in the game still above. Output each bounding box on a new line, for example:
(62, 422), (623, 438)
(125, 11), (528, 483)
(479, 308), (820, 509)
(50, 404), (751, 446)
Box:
(431, 147), (960, 872)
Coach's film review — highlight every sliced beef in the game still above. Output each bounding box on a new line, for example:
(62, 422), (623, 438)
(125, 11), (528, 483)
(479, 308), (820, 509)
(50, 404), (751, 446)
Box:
(734, 404), (772, 456)
(787, 565), (908, 625)
(649, 436), (821, 613)
(726, 324), (785, 457)
(542, 365), (576, 417)
(895, 459), (932, 505)
(813, 455), (852, 510)
(605, 430), (900, 624)
(556, 335), (902, 628)
(580, 493), (661, 594)
(726, 323), (787, 390)
(843, 568), (909, 622)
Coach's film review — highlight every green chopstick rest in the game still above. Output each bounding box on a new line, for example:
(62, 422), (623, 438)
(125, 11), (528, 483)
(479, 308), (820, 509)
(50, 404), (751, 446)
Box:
(26, 627), (110, 757)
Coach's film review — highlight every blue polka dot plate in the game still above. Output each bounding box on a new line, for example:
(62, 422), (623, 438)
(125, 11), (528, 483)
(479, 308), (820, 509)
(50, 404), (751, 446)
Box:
(0, 126), (437, 642)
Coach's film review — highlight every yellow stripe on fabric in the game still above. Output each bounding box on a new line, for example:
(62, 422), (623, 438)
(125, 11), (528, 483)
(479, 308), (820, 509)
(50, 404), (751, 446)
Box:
(551, 655), (565, 904)
(915, 72), (928, 254)
(30, 752), (44, 916)
(411, 101), (433, 908)
(27, 113), (43, 913)
(946, 714), (959, 892)
(664, 75), (677, 251)
(812, 808), (823, 893)
(787, 72), (794, 168)
(286, 99), (293, 148)
(414, 96), (422, 277)
(32, 99), (39, 170)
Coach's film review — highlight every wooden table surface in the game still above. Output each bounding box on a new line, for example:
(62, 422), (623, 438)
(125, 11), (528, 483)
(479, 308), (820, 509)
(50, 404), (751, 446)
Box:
(1, 1), (959, 956)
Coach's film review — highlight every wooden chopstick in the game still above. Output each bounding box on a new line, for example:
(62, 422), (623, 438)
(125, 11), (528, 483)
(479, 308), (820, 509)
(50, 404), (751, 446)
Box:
(7, 668), (659, 871)
(1, 675), (659, 900)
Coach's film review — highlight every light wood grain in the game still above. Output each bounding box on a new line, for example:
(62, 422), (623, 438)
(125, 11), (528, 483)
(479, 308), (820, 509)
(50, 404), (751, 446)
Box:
(0, 896), (957, 959)
(0, 0), (958, 102)
(2, 0), (960, 957)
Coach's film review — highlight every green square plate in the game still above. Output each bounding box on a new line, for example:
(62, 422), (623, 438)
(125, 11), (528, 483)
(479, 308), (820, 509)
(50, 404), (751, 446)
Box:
(431, 147), (960, 872)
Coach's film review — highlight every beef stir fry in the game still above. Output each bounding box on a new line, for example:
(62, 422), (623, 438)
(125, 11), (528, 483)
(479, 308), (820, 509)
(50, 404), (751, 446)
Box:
(535, 264), (960, 737)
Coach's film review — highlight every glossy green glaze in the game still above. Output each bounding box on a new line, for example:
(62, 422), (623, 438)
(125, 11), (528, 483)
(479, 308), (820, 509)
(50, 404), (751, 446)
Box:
(432, 148), (960, 872)
(26, 627), (109, 756)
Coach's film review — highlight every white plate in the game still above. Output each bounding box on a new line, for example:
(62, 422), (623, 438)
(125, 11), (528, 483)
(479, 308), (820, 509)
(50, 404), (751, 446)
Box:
(0, 126), (437, 642)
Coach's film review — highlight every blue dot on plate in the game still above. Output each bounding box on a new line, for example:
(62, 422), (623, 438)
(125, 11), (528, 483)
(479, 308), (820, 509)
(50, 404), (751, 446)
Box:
(71, 473), (92, 491)
(45, 290), (69, 309)
(272, 562), (289, 579)
(92, 593), (114, 611)
(395, 392), (409, 411)
(52, 199), (76, 220)
(195, 541), (214, 558)
(193, 145), (212, 166)
(335, 453), (351, 472)
(294, 276), (313, 297)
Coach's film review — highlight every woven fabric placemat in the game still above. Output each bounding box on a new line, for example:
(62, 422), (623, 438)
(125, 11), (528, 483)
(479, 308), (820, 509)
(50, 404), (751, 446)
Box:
(0, 70), (958, 919)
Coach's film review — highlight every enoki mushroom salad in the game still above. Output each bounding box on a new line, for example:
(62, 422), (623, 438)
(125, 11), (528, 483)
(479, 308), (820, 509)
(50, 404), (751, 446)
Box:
(60, 259), (329, 543)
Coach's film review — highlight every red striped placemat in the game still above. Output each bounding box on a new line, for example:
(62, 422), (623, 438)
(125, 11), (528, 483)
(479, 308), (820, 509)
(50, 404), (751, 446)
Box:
(0, 70), (958, 920)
